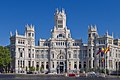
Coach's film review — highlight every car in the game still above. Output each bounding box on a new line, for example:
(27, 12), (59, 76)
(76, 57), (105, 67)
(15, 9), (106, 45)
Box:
(87, 72), (97, 77)
(67, 71), (79, 77)
(79, 73), (87, 77)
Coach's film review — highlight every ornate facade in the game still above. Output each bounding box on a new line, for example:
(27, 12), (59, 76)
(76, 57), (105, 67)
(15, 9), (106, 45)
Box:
(10, 9), (120, 74)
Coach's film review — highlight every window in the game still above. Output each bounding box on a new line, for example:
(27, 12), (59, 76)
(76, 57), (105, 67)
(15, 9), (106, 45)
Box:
(52, 54), (54, 58)
(46, 62), (49, 69)
(36, 54), (39, 58)
(58, 20), (63, 24)
(79, 62), (81, 69)
(45, 54), (48, 58)
(32, 61), (34, 67)
(84, 62), (86, 68)
(21, 60), (22, 67)
(20, 52), (23, 57)
(69, 53), (71, 58)
(52, 62), (54, 68)
(58, 25), (63, 28)
(92, 33), (96, 37)
(74, 62), (77, 69)
(73, 54), (77, 58)
(32, 54), (34, 58)
(41, 62), (44, 69)
(59, 34), (62, 37)
(28, 61), (31, 68)
(28, 33), (31, 37)
(28, 53), (31, 58)
(89, 34), (91, 37)
(69, 62), (71, 70)
(18, 60), (19, 66)
(41, 54), (44, 58)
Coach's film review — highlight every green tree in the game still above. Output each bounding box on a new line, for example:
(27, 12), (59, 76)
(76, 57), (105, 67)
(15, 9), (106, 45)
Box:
(0, 46), (11, 73)
(29, 66), (35, 72)
(36, 67), (39, 71)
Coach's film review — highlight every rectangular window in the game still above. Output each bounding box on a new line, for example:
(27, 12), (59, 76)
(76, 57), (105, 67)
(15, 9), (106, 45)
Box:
(69, 54), (71, 58)
(58, 20), (63, 24)
(58, 25), (63, 28)
(18, 60), (19, 66)
(52, 62), (54, 68)
(21, 60), (22, 67)
(28, 61), (31, 68)
(28, 33), (31, 37)
(20, 52), (22, 57)
(32, 54), (34, 58)
(28, 53), (31, 58)
(32, 61), (34, 67)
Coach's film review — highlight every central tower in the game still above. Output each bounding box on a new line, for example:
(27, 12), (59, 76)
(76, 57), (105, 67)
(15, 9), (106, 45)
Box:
(54, 8), (66, 29)
(51, 8), (71, 39)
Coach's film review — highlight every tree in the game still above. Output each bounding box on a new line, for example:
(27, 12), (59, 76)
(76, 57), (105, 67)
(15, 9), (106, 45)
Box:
(29, 66), (35, 72)
(0, 46), (11, 73)
(36, 67), (39, 71)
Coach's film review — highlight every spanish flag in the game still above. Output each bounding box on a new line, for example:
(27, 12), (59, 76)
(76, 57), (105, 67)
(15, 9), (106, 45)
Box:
(96, 47), (105, 55)
(101, 47), (105, 53)
(104, 46), (110, 54)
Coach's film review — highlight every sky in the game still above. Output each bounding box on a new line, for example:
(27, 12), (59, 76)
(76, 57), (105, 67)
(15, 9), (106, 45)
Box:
(0, 0), (120, 46)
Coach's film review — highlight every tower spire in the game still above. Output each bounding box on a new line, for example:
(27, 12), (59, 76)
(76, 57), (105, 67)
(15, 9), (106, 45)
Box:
(10, 31), (12, 37)
(15, 29), (18, 35)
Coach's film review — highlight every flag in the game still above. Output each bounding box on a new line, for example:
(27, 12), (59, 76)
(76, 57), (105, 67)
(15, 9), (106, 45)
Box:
(104, 46), (110, 54)
(101, 47), (105, 53)
(96, 47), (105, 55)
(96, 50), (101, 55)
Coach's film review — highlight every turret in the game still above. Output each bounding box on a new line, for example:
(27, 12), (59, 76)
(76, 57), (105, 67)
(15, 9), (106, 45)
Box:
(54, 8), (66, 29)
(25, 24), (35, 46)
(25, 24), (35, 38)
(88, 25), (98, 40)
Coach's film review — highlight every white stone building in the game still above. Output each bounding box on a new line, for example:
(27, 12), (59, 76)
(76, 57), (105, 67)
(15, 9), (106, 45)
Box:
(10, 9), (120, 74)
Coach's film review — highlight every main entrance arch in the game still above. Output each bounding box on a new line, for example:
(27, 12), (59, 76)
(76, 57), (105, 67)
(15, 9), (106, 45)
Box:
(57, 53), (66, 74)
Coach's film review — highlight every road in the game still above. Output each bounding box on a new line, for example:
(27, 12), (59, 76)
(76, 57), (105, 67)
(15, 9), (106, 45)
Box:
(0, 74), (119, 80)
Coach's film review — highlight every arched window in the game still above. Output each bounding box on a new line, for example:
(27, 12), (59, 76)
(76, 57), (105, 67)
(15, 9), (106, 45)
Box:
(74, 62), (77, 69)
(59, 34), (62, 37)
(52, 53), (54, 58)
(69, 53), (71, 58)
(59, 56), (64, 59)
(20, 52), (22, 57)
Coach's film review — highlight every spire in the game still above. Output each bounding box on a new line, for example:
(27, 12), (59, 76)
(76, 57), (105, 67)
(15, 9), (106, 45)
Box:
(62, 8), (65, 14)
(10, 31), (12, 37)
(15, 29), (18, 35)
(56, 8), (59, 14)
(112, 32), (114, 38)
(94, 24), (97, 31)
(106, 30), (108, 36)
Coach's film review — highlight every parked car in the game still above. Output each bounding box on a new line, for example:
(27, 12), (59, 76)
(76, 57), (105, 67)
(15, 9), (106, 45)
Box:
(67, 71), (79, 77)
(86, 72), (97, 77)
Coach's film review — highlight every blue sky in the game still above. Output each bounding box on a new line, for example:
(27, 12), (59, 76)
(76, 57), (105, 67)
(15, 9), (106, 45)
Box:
(0, 0), (120, 46)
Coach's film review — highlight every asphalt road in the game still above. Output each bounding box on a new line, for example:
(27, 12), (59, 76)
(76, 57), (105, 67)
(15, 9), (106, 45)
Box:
(0, 74), (119, 80)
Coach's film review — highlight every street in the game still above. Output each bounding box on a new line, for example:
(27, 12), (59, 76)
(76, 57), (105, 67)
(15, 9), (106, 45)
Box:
(0, 74), (119, 80)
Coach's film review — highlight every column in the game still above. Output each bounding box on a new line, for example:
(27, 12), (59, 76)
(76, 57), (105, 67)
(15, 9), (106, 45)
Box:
(77, 61), (79, 71)
(67, 60), (69, 72)
(44, 61), (46, 71)
(39, 61), (41, 72)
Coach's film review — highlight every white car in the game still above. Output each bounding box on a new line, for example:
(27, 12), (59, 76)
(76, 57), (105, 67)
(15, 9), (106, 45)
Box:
(87, 72), (97, 77)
